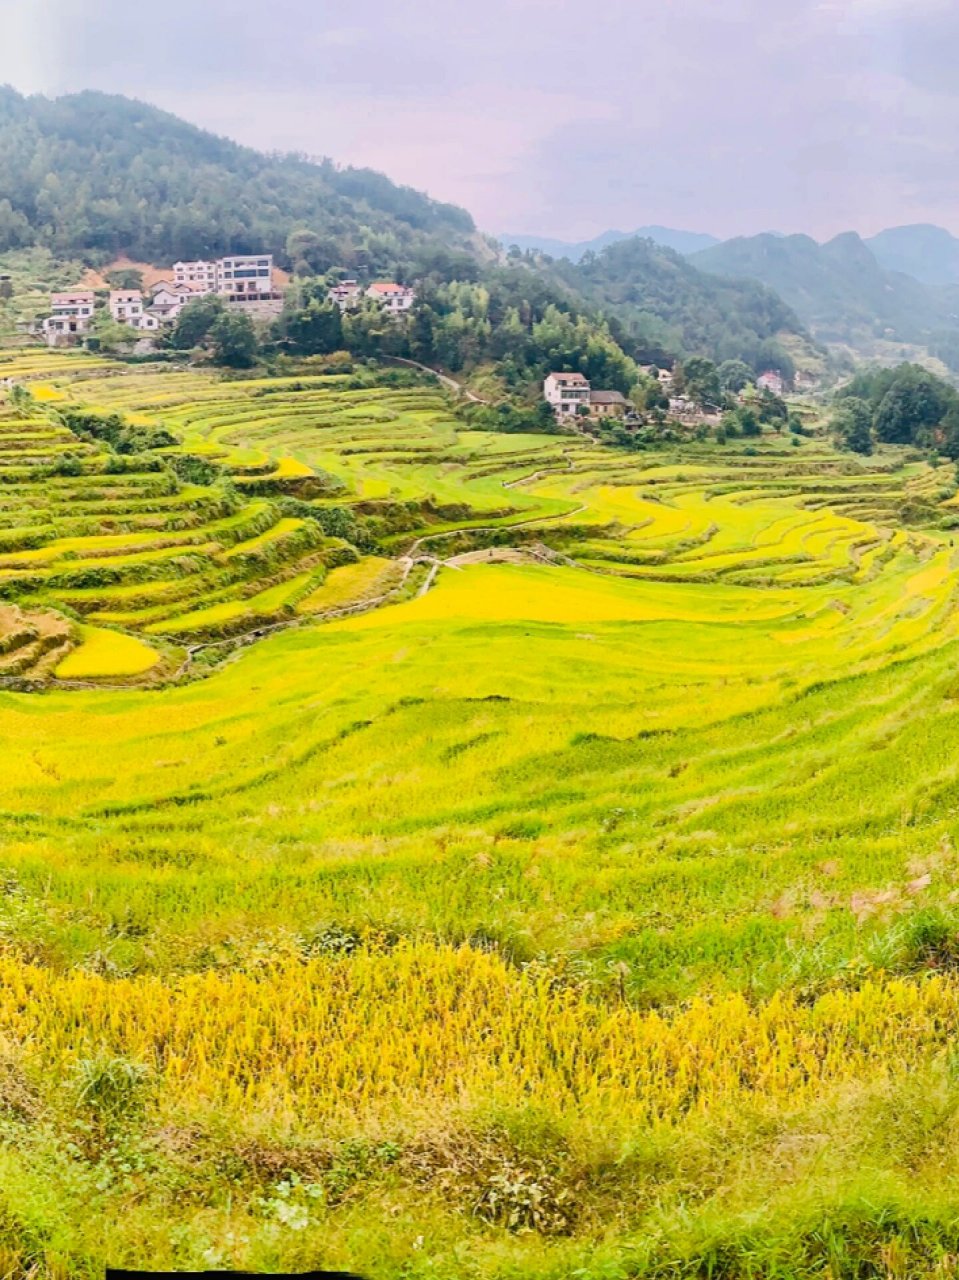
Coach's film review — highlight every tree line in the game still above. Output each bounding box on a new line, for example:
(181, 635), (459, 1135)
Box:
(830, 364), (959, 457)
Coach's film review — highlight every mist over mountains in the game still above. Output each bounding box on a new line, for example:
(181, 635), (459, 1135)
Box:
(500, 227), (721, 262)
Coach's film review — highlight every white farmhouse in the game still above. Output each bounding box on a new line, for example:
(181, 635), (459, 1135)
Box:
(366, 282), (416, 315)
(173, 260), (217, 294)
(544, 371), (591, 419)
(42, 291), (96, 346)
(109, 290), (159, 333)
(149, 281), (199, 324)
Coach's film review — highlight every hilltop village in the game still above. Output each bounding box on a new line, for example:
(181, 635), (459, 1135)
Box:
(39, 258), (417, 347)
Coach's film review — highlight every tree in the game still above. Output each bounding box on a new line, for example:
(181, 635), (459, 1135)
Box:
(171, 295), (226, 350)
(105, 268), (144, 291)
(718, 359), (752, 393)
(92, 308), (134, 353)
(831, 397), (873, 455)
(682, 357), (721, 409)
(757, 388), (788, 428)
(874, 367), (954, 445)
(210, 312), (258, 368)
(277, 297), (343, 355)
(738, 406), (761, 437)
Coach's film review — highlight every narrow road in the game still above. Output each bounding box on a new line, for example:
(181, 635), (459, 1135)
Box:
(387, 357), (488, 403)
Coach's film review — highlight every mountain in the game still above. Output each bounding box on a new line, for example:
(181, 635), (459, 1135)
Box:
(0, 87), (481, 274)
(691, 231), (954, 345)
(551, 235), (810, 367)
(867, 224), (959, 288)
(0, 88), (809, 370)
(501, 225), (720, 262)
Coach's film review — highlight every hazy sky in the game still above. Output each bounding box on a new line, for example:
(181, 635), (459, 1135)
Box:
(2, 0), (958, 241)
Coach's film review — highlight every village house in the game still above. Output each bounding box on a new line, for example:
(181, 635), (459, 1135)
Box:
(215, 255), (276, 302)
(109, 289), (143, 324)
(756, 370), (785, 396)
(169, 256), (281, 315)
(173, 260), (217, 293)
(588, 389), (631, 419)
(544, 371), (592, 418)
(42, 291), (95, 346)
(329, 279), (364, 311)
(149, 281), (198, 323)
(365, 282), (416, 314)
(109, 290), (160, 333)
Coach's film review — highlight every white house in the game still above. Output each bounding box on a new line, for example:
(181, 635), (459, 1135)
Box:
(329, 279), (364, 311)
(544, 371), (591, 418)
(42, 291), (95, 346)
(150, 281), (198, 323)
(756, 370), (785, 396)
(173, 260), (217, 294)
(109, 290), (143, 324)
(109, 290), (160, 333)
(215, 255), (275, 301)
(366, 282), (416, 314)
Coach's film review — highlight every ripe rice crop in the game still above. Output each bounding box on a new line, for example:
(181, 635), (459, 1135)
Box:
(4, 356), (959, 1275)
(53, 623), (161, 679)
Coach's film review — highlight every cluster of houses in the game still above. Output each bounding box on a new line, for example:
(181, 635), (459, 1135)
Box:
(328, 279), (416, 315)
(41, 254), (282, 347)
(41, 261), (420, 347)
(546, 365), (799, 426)
(544, 372), (632, 422)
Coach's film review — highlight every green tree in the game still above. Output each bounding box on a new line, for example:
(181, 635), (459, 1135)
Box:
(210, 312), (258, 368)
(277, 297), (343, 355)
(718, 359), (752, 393)
(738, 406), (761, 438)
(171, 295), (226, 350)
(830, 396), (873, 454)
(874, 367), (954, 445)
(682, 357), (721, 408)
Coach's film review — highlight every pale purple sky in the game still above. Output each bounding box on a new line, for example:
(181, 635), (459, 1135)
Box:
(3, 0), (959, 240)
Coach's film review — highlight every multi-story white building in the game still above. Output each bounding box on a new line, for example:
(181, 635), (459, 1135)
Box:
(173, 260), (217, 294)
(109, 290), (159, 333)
(215, 255), (275, 301)
(366, 282), (416, 314)
(109, 290), (143, 324)
(544, 371), (591, 418)
(42, 291), (96, 346)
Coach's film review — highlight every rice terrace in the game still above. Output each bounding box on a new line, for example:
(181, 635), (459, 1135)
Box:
(7, 346), (959, 1278)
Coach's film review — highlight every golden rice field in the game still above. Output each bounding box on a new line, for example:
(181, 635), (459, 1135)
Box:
(6, 353), (959, 1276)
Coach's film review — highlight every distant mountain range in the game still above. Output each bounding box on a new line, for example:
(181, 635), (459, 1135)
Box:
(501, 222), (959, 350)
(866, 224), (959, 288)
(690, 227), (959, 348)
(500, 226), (721, 262)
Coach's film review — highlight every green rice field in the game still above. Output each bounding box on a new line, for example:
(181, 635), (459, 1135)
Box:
(4, 353), (959, 1276)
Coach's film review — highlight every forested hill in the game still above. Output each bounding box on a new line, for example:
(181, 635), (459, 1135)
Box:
(0, 88), (481, 273)
(691, 231), (957, 347)
(548, 236), (808, 370)
(0, 88), (815, 371)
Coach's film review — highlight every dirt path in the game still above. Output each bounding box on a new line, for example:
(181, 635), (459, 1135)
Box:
(387, 357), (488, 403)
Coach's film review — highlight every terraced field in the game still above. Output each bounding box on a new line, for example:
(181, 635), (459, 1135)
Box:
(8, 355), (959, 1276)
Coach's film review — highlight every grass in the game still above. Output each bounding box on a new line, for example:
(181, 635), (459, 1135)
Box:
(4, 355), (959, 1274)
